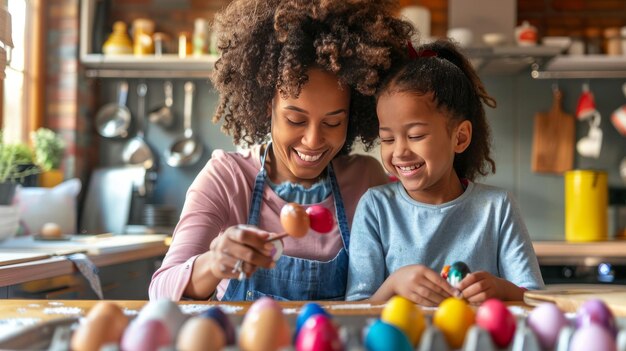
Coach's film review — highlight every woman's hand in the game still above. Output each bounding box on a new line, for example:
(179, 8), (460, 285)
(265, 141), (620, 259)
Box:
(185, 225), (276, 299)
(372, 264), (457, 306)
(457, 271), (525, 304)
(205, 224), (277, 279)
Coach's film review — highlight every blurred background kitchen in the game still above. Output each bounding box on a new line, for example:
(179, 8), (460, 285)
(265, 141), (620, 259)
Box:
(0, 0), (625, 299)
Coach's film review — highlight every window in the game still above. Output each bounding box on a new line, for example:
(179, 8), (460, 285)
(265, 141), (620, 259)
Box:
(1, 0), (43, 143)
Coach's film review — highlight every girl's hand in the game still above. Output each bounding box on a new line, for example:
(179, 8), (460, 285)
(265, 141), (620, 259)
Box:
(203, 224), (276, 279)
(457, 271), (525, 303)
(389, 264), (457, 306)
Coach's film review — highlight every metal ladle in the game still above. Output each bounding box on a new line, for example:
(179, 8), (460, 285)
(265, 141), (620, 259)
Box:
(122, 83), (155, 169)
(165, 81), (203, 167)
(148, 81), (174, 128)
(95, 81), (131, 138)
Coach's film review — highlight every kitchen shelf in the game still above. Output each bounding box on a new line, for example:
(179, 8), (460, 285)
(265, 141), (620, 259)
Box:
(81, 54), (218, 79)
(531, 55), (626, 80)
(463, 45), (565, 75)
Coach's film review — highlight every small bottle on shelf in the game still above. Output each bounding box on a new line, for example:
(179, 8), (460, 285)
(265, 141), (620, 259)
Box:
(604, 27), (622, 56)
(193, 18), (209, 56)
(102, 21), (133, 55)
(178, 32), (193, 58)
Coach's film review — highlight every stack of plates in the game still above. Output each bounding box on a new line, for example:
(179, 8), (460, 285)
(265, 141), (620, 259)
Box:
(0, 205), (20, 241)
(142, 204), (177, 229)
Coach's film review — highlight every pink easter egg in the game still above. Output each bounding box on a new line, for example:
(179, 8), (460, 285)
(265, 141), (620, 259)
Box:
(306, 205), (333, 234)
(121, 319), (171, 351)
(475, 299), (516, 348)
(295, 314), (342, 351)
(527, 303), (568, 350)
(569, 324), (617, 351)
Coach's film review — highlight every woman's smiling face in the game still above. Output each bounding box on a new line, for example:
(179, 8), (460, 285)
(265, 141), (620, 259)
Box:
(270, 68), (350, 187)
(377, 91), (471, 204)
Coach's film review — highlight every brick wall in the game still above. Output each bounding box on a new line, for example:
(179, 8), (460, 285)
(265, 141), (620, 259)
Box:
(46, 0), (96, 183)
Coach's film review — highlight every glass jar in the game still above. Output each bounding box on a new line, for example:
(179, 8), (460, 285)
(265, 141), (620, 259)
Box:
(132, 18), (155, 56)
(604, 27), (622, 56)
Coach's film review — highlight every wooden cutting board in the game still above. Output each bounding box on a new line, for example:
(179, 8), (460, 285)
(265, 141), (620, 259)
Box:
(524, 284), (626, 316)
(531, 88), (575, 174)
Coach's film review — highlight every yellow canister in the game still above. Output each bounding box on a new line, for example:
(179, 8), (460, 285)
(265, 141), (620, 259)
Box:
(565, 170), (608, 242)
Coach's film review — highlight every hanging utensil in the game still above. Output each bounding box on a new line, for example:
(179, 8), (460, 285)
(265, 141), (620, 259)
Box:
(165, 81), (203, 167)
(122, 83), (155, 169)
(95, 81), (131, 138)
(148, 81), (175, 128)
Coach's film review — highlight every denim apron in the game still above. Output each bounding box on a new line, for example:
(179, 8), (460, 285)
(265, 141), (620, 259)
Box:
(222, 143), (350, 301)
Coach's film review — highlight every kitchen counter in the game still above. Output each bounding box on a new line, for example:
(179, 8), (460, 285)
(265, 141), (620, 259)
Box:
(0, 235), (169, 299)
(533, 240), (626, 265)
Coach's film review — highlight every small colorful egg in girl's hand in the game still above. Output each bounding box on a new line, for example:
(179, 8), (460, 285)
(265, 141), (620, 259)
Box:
(447, 261), (471, 288)
(305, 205), (334, 234)
(280, 202), (310, 238)
(475, 299), (516, 348)
(526, 302), (567, 350)
(433, 297), (475, 349)
(440, 265), (451, 279)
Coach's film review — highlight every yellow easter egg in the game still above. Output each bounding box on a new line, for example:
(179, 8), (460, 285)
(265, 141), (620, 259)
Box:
(381, 295), (425, 346)
(433, 297), (475, 349)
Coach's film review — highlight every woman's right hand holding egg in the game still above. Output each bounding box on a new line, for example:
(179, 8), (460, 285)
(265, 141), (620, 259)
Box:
(206, 224), (277, 279)
(186, 225), (276, 299)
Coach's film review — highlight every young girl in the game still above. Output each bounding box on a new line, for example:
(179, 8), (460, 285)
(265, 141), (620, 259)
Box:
(346, 39), (544, 306)
(149, 0), (412, 301)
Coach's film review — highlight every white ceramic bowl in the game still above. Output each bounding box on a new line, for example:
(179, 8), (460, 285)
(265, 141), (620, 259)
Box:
(483, 33), (506, 46)
(542, 36), (572, 49)
(0, 205), (19, 241)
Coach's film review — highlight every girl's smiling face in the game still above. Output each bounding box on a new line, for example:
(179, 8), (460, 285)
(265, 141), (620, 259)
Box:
(269, 68), (350, 188)
(377, 91), (471, 204)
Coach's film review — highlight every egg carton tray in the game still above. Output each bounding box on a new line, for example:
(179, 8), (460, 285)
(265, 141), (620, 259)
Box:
(0, 314), (625, 351)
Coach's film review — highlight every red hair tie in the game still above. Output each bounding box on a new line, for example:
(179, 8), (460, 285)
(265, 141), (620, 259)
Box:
(417, 49), (437, 58)
(407, 41), (437, 59)
(407, 41), (419, 59)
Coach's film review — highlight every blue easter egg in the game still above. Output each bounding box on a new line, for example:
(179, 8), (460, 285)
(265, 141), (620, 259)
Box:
(296, 303), (329, 340)
(365, 319), (413, 351)
(199, 306), (236, 345)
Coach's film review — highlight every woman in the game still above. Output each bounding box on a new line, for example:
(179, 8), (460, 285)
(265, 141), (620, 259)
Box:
(149, 0), (413, 301)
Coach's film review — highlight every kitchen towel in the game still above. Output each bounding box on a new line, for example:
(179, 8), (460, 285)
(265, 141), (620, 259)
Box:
(66, 253), (103, 299)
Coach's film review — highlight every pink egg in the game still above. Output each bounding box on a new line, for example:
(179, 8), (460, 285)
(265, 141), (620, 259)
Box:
(121, 319), (171, 351)
(247, 296), (281, 315)
(569, 324), (617, 351)
(295, 314), (342, 351)
(527, 303), (568, 350)
(475, 299), (516, 348)
(576, 299), (617, 336)
(305, 205), (334, 234)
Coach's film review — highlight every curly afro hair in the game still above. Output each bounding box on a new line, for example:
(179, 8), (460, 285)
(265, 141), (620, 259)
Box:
(211, 0), (414, 155)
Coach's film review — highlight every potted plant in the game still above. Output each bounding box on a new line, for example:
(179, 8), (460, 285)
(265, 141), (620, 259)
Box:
(32, 128), (66, 188)
(0, 132), (40, 204)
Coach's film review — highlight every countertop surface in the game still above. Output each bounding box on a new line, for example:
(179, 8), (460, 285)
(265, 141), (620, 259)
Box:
(532, 240), (626, 265)
(0, 234), (169, 287)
